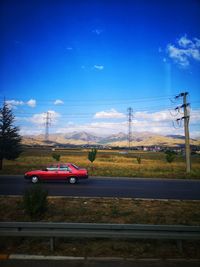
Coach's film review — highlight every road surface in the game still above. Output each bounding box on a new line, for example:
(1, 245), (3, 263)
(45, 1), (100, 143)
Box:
(0, 258), (199, 267)
(0, 175), (200, 200)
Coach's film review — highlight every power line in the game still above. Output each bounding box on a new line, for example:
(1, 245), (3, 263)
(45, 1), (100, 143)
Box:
(0, 94), (179, 108)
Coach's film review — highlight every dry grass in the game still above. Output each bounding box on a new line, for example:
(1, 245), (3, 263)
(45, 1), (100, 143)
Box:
(0, 196), (200, 225)
(1, 148), (200, 178)
(0, 196), (200, 258)
(1, 148), (199, 257)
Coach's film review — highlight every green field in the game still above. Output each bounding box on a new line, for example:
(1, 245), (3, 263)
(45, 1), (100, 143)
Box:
(1, 147), (200, 179)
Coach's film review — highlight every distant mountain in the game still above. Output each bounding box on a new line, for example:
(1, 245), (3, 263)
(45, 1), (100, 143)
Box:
(64, 131), (101, 142)
(167, 135), (198, 142)
(101, 132), (127, 143)
(22, 131), (200, 147)
(166, 135), (186, 140)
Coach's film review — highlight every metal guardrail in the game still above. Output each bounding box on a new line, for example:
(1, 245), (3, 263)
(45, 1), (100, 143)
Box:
(0, 222), (200, 252)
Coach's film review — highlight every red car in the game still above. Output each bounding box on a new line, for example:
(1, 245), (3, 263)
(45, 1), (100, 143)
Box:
(24, 163), (88, 184)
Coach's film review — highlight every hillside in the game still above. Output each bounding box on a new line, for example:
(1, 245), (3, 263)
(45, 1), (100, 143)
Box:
(21, 131), (200, 148)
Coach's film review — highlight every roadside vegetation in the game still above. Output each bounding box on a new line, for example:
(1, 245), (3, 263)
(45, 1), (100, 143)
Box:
(0, 103), (22, 170)
(0, 147), (200, 179)
(1, 195), (199, 225)
(0, 195), (200, 258)
(0, 147), (200, 258)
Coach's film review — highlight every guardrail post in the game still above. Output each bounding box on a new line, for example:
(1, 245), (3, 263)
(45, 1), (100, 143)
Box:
(50, 237), (55, 252)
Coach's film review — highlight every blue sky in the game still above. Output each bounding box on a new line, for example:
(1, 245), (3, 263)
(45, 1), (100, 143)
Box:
(0, 0), (200, 137)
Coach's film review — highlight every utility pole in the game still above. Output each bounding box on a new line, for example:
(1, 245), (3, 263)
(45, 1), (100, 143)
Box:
(127, 107), (133, 152)
(175, 92), (191, 173)
(45, 112), (51, 142)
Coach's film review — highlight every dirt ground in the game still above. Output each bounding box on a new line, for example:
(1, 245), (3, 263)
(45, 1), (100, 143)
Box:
(0, 196), (200, 258)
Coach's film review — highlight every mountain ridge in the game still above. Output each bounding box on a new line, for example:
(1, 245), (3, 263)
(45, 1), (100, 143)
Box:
(21, 131), (200, 147)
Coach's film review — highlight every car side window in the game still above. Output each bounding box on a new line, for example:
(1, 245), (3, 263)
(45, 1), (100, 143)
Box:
(47, 165), (59, 171)
(59, 165), (70, 171)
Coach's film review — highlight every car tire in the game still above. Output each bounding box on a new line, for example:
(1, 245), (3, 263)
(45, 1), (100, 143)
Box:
(68, 177), (77, 184)
(31, 176), (39, 184)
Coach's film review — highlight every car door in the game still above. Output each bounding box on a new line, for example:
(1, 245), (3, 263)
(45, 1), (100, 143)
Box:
(57, 164), (72, 180)
(42, 164), (59, 180)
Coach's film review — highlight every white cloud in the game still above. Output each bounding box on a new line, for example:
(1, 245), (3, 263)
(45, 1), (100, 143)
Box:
(190, 109), (200, 123)
(166, 35), (200, 67)
(6, 100), (24, 108)
(194, 38), (200, 47)
(178, 35), (193, 48)
(135, 110), (171, 122)
(19, 126), (44, 136)
(27, 99), (36, 107)
(94, 65), (104, 70)
(55, 119), (180, 137)
(94, 109), (126, 119)
(54, 99), (64, 105)
(167, 44), (189, 67)
(28, 110), (60, 125)
(19, 109), (200, 138)
(6, 99), (36, 108)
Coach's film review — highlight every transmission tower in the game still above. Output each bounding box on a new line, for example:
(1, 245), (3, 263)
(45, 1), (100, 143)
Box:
(45, 112), (51, 142)
(174, 92), (191, 173)
(127, 107), (133, 151)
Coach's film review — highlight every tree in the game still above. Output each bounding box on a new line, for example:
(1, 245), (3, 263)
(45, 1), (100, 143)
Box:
(88, 148), (97, 172)
(0, 103), (22, 170)
(23, 185), (48, 218)
(52, 153), (61, 161)
(165, 150), (176, 163)
(136, 156), (141, 164)
(88, 148), (97, 164)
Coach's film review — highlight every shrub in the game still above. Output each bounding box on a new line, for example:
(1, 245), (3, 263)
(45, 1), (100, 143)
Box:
(88, 148), (97, 163)
(136, 156), (141, 164)
(165, 150), (176, 163)
(111, 204), (120, 217)
(52, 153), (61, 161)
(23, 185), (48, 218)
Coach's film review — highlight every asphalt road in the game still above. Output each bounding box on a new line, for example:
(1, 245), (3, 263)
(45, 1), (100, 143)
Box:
(0, 175), (200, 200)
(0, 259), (200, 267)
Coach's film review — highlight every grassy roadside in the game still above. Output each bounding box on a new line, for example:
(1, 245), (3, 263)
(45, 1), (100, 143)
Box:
(0, 196), (200, 225)
(0, 196), (200, 258)
(0, 148), (200, 257)
(0, 148), (200, 179)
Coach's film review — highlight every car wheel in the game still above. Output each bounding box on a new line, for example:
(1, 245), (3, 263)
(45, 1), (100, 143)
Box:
(31, 176), (39, 184)
(68, 177), (77, 184)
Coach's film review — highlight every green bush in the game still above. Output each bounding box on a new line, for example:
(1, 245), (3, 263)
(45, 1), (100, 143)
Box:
(136, 156), (141, 164)
(165, 150), (176, 163)
(23, 185), (48, 218)
(52, 153), (61, 161)
(88, 148), (97, 163)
